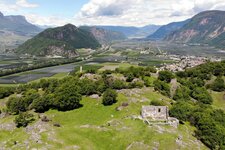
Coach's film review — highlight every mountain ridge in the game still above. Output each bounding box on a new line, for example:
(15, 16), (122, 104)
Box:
(147, 19), (190, 40)
(164, 10), (225, 48)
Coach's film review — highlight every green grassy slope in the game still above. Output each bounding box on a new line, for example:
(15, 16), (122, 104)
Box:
(0, 88), (207, 149)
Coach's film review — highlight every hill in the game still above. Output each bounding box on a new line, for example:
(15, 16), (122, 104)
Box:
(164, 10), (225, 48)
(97, 25), (161, 38)
(79, 26), (126, 44)
(16, 24), (101, 57)
(0, 63), (209, 149)
(147, 19), (190, 40)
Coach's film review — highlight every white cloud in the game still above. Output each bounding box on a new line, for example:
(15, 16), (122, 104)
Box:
(75, 0), (225, 26)
(16, 0), (39, 8)
(25, 14), (72, 26)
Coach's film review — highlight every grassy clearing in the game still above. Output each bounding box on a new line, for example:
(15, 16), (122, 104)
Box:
(0, 84), (20, 87)
(99, 62), (137, 71)
(211, 91), (225, 110)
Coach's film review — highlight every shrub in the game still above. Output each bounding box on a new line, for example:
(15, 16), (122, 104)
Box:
(150, 99), (166, 106)
(14, 112), (34, 128)
(102, 89), (117, 106)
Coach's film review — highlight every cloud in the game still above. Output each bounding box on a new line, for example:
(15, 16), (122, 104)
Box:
(75, 0), (225, 26)
(25, 14), (72, 26)
(16, 0), (39, 8)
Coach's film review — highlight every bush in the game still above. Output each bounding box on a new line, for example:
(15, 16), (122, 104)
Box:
(0, 87), (14, 99)
(150, 99), (166, 106)
(102, 89), (117, 106)
(14, 112), (34, 128)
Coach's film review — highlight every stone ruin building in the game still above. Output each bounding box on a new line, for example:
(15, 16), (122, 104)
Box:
(141, 106), (179, 128)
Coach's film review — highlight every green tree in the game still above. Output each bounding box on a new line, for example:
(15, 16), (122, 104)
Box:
(153, 80), (170, 97)
(169, 101), (194, 121)
(102, 89), (117, 106)
(31, 94), (54, 113)
(54, 83), (82, 111)
(191, 87), (213, 104)
(158, 70), (174, 83)
(173, 86), (190, 101)
(210, 77), (225, 92)
(6, 97), (27, 114)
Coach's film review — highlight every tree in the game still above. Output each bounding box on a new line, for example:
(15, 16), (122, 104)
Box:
(191, 87), (213, 104)
(210, 77), (225, 92)
(6, 97), (27, 114)
(153, 80), (170, 97)
(173, 86), (190, 101)
(112, 79), (126, 90)
(31, 94), (53, 113)
(79, 78), (97, 95)
(54, 83), (82, 111)
(14, 112), (34, 128)
(102, 89), (117, 106)
(169, 101), (194, 121)
(158, 71), (174, 83)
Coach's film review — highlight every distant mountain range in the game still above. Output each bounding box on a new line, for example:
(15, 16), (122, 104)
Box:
(0, 12), (41, 36)
(97, 25), (161, 38)
(164, 10), (225, 48)
(79, 26), (126, 44)
(0, 11), (42, 51)
(147, 19), (190, 40)
(16, 24), (101, 57)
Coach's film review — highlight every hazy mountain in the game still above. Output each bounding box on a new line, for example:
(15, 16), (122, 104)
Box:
(16, 24), (101, 57)
(164, 10), (225, 48)
(80, 26), (126, 44)
(0, 11), (41, 36)
(96, 25), (161, 38)
(147, 19), (190, 40)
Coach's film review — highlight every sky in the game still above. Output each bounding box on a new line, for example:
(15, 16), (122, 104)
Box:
(0, 0), (225, 27)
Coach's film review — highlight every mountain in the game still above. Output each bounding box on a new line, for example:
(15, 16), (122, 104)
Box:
(16, 24), (101, 57)
(0, 11), (41, 36)
(96, 25), (161, 38)
(130, 25), (161, 38)
(80, 26), (126, 44)
(147, 19), (190, 40)
(0, 11), (42, 52)
(164, 10), (225, 48)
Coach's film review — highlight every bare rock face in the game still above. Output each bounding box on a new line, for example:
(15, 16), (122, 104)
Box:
(165, 10), (225, 48)
(46, 45), (77, 57)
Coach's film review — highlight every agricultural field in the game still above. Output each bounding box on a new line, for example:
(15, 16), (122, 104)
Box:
(0, 63), (78, 84)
